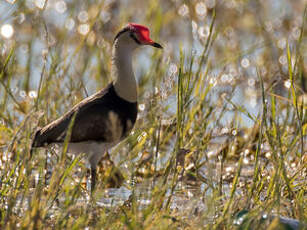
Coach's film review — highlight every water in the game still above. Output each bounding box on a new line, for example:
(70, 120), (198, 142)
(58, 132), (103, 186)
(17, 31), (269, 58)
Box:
(0, 1), (305, 227)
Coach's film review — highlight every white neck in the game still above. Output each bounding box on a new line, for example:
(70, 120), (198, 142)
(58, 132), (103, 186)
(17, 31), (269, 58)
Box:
(111, 40), (137, 103)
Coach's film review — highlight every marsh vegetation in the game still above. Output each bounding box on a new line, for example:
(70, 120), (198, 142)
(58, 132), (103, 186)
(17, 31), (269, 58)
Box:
(0, 0), (306, 229)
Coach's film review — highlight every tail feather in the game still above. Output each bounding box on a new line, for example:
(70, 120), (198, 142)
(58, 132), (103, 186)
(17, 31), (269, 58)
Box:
(30, 128), (42, 158)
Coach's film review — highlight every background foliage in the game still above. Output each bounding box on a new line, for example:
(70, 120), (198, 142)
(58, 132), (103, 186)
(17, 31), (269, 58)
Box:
(0, 0), (306, 229)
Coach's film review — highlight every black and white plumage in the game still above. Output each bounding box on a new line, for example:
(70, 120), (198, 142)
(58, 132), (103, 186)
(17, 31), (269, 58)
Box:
(31, 23), (162, 191)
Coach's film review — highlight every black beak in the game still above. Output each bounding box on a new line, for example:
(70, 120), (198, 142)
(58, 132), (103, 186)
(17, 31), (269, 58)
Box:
(151, 42), (163, 49)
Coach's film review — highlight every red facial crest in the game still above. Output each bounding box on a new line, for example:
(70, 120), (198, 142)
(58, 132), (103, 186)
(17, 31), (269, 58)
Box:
(128, 23), (154, 44)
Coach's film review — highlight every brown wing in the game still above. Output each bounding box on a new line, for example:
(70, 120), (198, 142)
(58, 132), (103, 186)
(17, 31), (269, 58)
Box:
(31, 84), (113, 147)
(31, 83), (138, 148)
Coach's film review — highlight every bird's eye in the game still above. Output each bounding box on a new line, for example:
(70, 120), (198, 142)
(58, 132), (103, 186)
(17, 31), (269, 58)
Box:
(130, 32), (141, 45)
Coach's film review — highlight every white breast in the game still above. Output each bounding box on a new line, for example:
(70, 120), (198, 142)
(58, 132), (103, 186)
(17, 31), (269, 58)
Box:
(56, 141), (117, 168)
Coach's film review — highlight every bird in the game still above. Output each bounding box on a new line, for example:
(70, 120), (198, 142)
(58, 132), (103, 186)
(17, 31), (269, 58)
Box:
(30, 23), (163, 192)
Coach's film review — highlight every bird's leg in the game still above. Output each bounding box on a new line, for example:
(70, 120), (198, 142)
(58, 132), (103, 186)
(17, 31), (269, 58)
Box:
(91, 167), (96, 193)
(45, 151), (49, 186)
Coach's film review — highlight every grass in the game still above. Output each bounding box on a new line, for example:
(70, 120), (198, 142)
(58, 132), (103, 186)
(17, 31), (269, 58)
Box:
(0, 0), (306, 229)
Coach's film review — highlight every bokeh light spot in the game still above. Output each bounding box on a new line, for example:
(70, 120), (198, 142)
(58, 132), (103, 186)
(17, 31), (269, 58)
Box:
(284, 80), (291, 89)
(241, 58), (250, 68)
(55, 0), (67, 14)
(1, 24), (14, 39)
(178, 4), (189, 17)
(195, 2), (207, 17)
(78, 24), (90, 35)
(65, 18), (75, 30)
(78, 11), (89, 23)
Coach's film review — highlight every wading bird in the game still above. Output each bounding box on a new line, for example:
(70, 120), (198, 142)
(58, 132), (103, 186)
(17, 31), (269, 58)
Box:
(31, 23), (162, 191)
